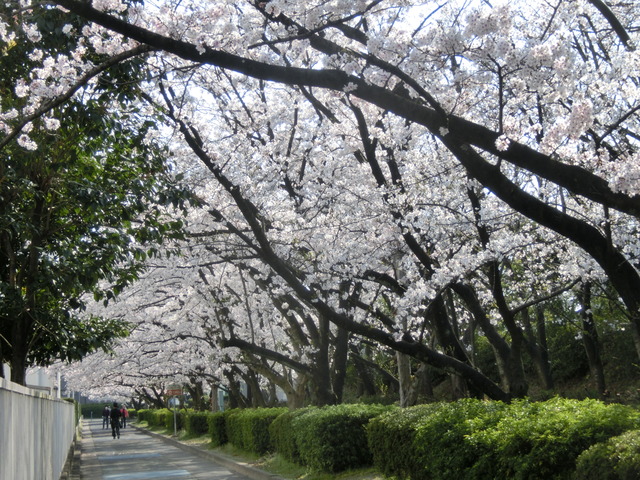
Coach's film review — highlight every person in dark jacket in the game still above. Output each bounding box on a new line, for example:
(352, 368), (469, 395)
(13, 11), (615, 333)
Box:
(110, 402), (122, 439)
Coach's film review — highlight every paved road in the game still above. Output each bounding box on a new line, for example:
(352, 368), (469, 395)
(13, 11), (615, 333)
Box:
(79, 419), (258, 480)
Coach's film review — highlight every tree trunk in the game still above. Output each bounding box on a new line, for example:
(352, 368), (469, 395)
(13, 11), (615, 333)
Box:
(534, 306), (554, 389)
(288, 374), (309, 408)
(349, 348), (378, 397)
(452, 282), (527, 398)
(580, 282), (607, 397)
(210, 385), (220, 411)
(10, 316), (29, 385)
(521, 307), (554, 390)
(629, 320), (640, 364)
(397, 351), (411, 407)
(331, 326), (350, 403)
(428, 295), (484, 397)
(406, 362), (433, 405)
(312, 316), (338, 406)
(224, 370), (244, 408)
(505, 337), (528, 398)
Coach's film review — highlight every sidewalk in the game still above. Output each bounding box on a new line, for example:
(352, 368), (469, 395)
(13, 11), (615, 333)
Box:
(77, 418), (283, 480)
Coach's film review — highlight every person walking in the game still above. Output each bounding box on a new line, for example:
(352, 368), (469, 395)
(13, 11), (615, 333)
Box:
(110, 402), (122, 439)
(120, 405), (129, 428)
(102, 404), (111, 429)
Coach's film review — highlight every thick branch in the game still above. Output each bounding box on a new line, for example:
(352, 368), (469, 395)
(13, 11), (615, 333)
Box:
(52, 0), (640, 218)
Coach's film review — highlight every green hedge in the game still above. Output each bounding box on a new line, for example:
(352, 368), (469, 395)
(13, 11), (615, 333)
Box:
(293, 404), (392, 473)
(136, 408), (151, 423)
(130, 398), (639, 479)
(468, 398), (640, 479)
(368, 403), (437, 479)
(226, 408), (288, 455)
(208, 411), (228, 447)
(574, 429), (640, 480)
(186, 412), (210, 436)
(269, 407), (313, 464)
(368, 399), (506, 480)
(367, 398), (639, 480)
(146, 408), (173, 428)
(413, 399), (508, 480)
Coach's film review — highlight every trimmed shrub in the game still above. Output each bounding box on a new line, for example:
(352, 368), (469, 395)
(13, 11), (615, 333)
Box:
(226, 408), (287, 455)
(294, 403), (392, 473)
(574, 430), (640, 480)
(410, 399), (508, 480)
(368, 404), (439, 479)
(208, 411), (228, 447)
(468, 398), (640, 480)
(166, 409), (193, 431)
(186, 412), (210, 436)
(147, 408), (173, 428)
(136, 408), (151, 423)
(269, 407), (313, 464)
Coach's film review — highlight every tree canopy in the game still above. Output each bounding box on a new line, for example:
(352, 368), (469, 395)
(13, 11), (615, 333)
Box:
(3, 0), (640, 403)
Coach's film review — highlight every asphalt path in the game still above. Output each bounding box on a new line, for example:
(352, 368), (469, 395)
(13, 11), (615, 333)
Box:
(78, 418), (265, 480)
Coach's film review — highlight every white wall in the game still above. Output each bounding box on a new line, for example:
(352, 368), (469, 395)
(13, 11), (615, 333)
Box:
(2, 364), (60, 396)
(0, 378), (75, 480)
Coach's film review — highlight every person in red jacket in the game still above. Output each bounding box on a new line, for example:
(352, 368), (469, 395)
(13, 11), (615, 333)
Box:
(120, 405), (129, 428)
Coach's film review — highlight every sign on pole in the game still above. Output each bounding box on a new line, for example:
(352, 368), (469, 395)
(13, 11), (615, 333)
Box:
(166, 384), (182, 396)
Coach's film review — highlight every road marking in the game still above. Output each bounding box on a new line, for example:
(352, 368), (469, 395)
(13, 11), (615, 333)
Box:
(99, 453), (162, 461)
(104, 470), (190, 479)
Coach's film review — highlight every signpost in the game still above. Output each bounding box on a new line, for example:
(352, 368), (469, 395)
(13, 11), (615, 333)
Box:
(166, 385), (183, 436)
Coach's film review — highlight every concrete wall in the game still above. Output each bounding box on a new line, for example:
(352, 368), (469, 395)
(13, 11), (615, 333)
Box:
(0, 378), (76, 480)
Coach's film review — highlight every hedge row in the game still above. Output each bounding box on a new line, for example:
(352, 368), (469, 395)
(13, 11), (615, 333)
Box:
(137, 408), (187, 430)
(227, 408), (289, 455)
(133, 398), (640, 478)
(368, 397), (640, 480)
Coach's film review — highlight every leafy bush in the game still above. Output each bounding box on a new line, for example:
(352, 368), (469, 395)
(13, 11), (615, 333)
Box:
(136, 408), (150, 423)
(225, 408), (287, 455)
(574, 430), (640, 480)
(166, 409), (193, 431)
(186, 411), (210, 436)
(208, 411), (227, 447)
(269, 407), (313, 463)
(410, 399), (508, 480)
(468, 398), (640, 479)
(146, 408), (173, 428)
(368, 404), (438, 479)
(294, 403), (392, 473)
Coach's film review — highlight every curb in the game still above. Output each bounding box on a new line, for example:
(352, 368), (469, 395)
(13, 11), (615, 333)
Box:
(132, 425), (286, 480)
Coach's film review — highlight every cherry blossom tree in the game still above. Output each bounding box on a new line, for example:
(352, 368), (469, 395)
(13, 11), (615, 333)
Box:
(7, 0), (640, 401)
